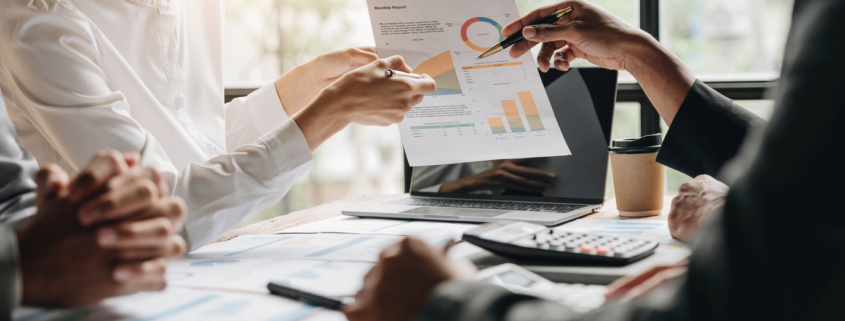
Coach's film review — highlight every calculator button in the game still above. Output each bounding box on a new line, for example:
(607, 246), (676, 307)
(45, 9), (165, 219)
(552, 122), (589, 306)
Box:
(579, 244), (596, 253)
(565, 242), (578, 248)
(596, 246), (612, 254)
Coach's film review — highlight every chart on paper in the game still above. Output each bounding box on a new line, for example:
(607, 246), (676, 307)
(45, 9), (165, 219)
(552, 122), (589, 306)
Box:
(367, 0), (571, 166)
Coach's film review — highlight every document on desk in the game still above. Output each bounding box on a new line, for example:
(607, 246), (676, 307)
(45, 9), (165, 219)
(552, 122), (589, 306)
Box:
(14, 288), (345, 321)
(276, 216), (477, 237)
(366, 0), (571, 166)
(168, 258), (373, 297)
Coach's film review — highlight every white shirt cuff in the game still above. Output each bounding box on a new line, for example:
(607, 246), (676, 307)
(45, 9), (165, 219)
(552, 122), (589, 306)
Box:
(258, 119), (313, 173)
(248, 82), (291, 134)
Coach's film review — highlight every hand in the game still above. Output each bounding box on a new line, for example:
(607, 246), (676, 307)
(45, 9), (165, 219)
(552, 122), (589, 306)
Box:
(275, 47), (379, 116)
(440, 159), (555, 193)
(345, 237), (476, 321)
(604, 263), (688, 302)
(503, 0), (646, 73)
(668, 175), (729, 242)
(503, 0), (695, 125)
(17, 152), (186, 308)
(68, 151), (187, 258)
(293, 56), (437, 150)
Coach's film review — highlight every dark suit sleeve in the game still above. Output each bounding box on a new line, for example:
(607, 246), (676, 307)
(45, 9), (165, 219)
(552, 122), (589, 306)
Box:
(655, 80), (765, 178)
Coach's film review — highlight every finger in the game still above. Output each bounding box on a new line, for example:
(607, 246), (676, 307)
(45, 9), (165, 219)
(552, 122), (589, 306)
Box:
(68, 150), (128, 202)
(383, 55), (413, 73)
(98, 197), (186, 248)
(358, 46), (377, 54)
(113, 257), (169, 291)
(508, 39), (540, 59)
(344, 47), (380, 69)
(108, 166), (169, 197)
(122, 152), (141, 168)
(35, 163), (69, 206)
(554, 48), (575, 71)
(523, 22), (581, 44)
(113, 234), (186, 260)
(537, 42), (556, 73)
(407, 74), (437, 95)
(78, 178), (159, 226)
(97, 217), (174, 249)
(502, 1), (580, 37)
(153, 197), (187, 232)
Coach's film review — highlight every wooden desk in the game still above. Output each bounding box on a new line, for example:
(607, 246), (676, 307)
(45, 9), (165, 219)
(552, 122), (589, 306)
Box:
(215, 194), (674, 242)
(212, 194), (686, 285)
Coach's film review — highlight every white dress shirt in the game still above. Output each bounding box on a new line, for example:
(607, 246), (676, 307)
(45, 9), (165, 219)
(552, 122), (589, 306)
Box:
(0, 0), (313, 250)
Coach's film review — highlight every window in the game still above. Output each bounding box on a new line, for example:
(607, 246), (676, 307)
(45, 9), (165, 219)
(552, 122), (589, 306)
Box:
(662, 0), (793, 81)
(224, 0), (791, 226)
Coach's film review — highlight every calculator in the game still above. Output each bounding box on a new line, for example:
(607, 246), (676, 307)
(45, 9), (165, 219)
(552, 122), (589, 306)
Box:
(463, 221), (658, 265)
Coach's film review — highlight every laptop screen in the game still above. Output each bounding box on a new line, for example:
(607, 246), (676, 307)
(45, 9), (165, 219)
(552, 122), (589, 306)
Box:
(409, 68), (617, 205)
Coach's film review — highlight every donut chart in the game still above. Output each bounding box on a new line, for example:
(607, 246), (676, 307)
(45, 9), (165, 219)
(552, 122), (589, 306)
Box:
(461, 17), (505, 52)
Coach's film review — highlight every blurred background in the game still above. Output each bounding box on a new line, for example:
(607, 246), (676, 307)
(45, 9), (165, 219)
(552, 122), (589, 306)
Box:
(223, 0), (794, 226)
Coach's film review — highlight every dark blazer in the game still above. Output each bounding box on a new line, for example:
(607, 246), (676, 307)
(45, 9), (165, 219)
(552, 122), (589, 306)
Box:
(656, 80), (765, 178)
(414, 0), (845, 320)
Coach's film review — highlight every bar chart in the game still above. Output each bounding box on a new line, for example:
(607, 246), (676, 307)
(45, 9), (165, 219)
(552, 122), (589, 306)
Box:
(518, 91), (545, 131)
(500, 100), (526, 132)
(488, 117), (506, 134)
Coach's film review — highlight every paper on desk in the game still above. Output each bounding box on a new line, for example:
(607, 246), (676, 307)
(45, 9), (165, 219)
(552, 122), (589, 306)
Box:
(168, 258), (373, 297)
(277, 216), (478, 238)
(553, 219), (685, 250)
(276, 216), (484, 259)
(366, 0), (570, 166)
(13, 288), (344, 321)
(190, 233), (483, 263)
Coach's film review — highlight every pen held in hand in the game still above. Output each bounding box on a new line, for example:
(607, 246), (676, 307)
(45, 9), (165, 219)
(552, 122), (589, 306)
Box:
(385, 69), (422, 79)
(477, 6), (573, 60)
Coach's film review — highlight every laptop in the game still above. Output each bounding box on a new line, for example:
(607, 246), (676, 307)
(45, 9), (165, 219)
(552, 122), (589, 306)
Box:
(343, 67), (618, 226)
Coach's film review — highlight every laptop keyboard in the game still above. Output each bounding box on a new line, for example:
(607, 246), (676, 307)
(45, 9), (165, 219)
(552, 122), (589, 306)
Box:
(395, 198), (584, 213)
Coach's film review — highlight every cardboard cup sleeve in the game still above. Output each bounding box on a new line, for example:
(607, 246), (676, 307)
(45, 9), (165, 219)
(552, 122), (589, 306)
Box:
(610, 152), (664, 217)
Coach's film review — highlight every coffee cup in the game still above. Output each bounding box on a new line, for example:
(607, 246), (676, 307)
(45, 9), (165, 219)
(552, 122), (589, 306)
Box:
(608, 134), (664, 217)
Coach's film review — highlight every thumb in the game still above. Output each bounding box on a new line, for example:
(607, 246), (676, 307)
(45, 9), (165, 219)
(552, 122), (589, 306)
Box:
(522, 22), (580, 43)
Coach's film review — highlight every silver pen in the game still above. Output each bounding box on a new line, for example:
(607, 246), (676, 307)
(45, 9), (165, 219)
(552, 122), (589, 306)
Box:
(385, 69), (422, 79)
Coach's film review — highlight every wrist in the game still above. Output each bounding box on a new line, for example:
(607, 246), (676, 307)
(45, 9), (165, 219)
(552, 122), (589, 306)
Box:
(622, 31), (695, 126)
(292, 89), (351, 151)
(274, 64), (313, 117)
(621, 31), (664, 79)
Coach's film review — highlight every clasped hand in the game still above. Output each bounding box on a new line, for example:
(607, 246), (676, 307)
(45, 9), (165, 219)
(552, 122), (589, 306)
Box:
(17, 151), (186, 307)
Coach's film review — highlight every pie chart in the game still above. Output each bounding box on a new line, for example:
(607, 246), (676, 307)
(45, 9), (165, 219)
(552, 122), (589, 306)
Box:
(461, 17), (506, 52)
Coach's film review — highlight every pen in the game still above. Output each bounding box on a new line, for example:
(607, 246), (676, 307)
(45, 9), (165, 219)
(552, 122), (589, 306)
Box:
(268, 281), (352, 310)
(477, 6), (573, 60)
(385, 69), (422, 79)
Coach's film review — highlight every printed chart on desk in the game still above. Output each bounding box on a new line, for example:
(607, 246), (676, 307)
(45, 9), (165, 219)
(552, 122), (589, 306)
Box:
(367, 0), (570, 166)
